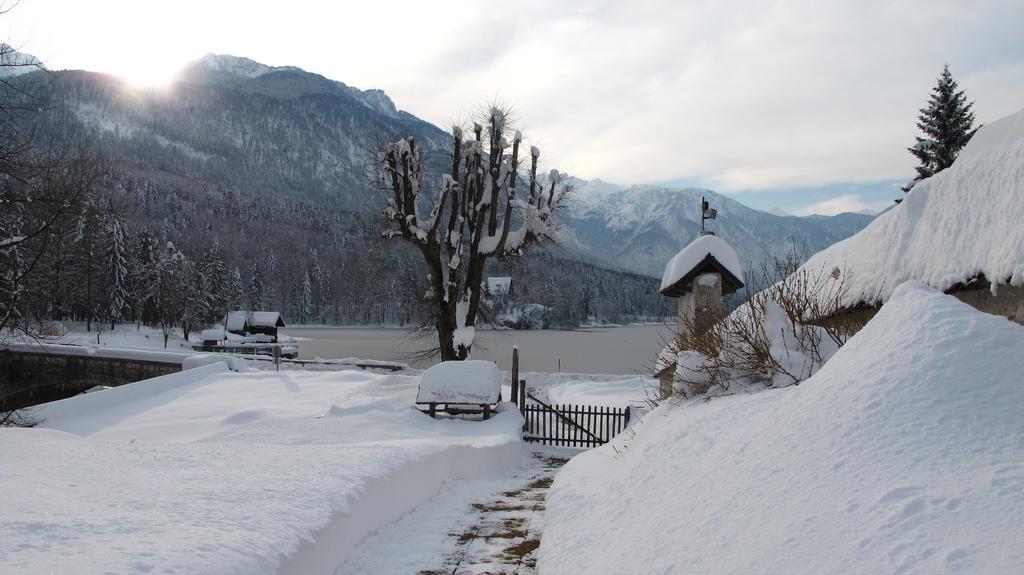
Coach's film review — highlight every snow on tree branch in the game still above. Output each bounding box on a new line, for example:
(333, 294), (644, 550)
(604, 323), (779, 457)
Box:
(375, 104), (572, 360)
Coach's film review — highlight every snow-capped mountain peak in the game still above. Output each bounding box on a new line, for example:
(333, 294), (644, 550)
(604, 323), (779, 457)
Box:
(192, 53), (300, 78)
(0, 44), (44, 77)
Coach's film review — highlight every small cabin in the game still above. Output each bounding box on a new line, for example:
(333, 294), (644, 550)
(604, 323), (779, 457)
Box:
(484, 277), (512, 299)
(248, 312), (286, 341)
(225, 310), (286, 342)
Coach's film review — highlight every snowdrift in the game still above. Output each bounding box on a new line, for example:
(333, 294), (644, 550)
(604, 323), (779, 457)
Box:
(799, 107), (1024, 306)
(539, 282), (1024, 574)
(1, 368), (523, 573)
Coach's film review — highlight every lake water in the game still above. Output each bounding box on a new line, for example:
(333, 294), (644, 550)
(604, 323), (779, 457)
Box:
(282, 324), (674, 375)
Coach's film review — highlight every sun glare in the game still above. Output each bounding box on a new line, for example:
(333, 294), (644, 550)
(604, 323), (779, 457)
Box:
(114, 54), (184, 89)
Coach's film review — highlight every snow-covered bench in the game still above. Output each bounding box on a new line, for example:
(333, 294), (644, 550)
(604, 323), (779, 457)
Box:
(416, 360), (502, 420)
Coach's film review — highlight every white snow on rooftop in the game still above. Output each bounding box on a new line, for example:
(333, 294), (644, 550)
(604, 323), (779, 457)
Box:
(660, 233), (743, 292)
(799, 107), (1024, 307)
(250, 311), (283, 327)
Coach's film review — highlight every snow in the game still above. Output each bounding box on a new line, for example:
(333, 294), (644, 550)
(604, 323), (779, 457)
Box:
(539, 282), (1024, 574)
(417, 360), (502, 404)
(2, 365), (523, 573)
(1, 340), (193, 364)
(799, 107), (1024, 307)
(545, 376), (653, 408)
(249, 311), (284, 327)
(199, 328), (225, 341)
(660, 233), (743, 292)
(226, 310), (249, 332)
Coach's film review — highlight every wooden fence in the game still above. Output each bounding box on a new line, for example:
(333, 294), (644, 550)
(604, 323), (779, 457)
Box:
(522, 399), (630, 448)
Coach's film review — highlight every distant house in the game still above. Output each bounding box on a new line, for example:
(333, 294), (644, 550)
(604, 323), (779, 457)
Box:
(225, 311), (287, 342)
(485, 277), (512, 299)
(248, 312), (286, 341)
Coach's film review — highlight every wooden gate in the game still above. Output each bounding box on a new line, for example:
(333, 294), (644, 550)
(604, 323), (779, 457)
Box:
(520, 393), (630, 448)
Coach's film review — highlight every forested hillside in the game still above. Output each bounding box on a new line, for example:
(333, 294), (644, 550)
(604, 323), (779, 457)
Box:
(10, 58), (673, 332)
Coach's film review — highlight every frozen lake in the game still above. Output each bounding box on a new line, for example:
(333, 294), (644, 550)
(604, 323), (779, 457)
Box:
(282, 324), (673, 375)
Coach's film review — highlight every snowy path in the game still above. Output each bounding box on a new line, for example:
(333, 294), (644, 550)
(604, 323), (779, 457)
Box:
(334, 448), (572, 575)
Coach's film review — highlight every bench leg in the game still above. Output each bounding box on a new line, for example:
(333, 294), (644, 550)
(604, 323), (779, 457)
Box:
(483, 404), (491, 421)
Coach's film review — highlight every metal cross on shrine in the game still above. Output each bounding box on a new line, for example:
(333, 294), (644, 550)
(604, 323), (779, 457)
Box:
(700, 196), (718, 235)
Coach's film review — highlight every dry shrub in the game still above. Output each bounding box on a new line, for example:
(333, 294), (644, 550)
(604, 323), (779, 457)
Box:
(671, 254), (853, 398)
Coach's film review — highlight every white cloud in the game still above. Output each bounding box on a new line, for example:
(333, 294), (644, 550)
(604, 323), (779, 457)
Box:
(6, 0), (1024, 193)
(796, 194), (891, 216)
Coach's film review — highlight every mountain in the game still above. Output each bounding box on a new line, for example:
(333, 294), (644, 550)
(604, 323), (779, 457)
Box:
(0, 44), (44, 78)
(37, 54), (451, 207)
(563, 181), (875, 278)
(12, 53), (874, 326)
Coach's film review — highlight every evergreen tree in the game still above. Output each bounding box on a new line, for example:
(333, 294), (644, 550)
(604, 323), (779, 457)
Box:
(228, 266), (244, 311)
(300, 272), (313, 324)
(248, 263), (265, 311)
(106, 215), (130, 329)
(903, 64), (978, 193)
(199, 243), (229, 323)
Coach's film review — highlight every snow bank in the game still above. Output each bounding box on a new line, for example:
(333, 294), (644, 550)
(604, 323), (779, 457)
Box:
(539, 282), (1024, 574)
(660, 233), (743, 292)
(417, 360), (501, 404)
(800, 107), (1024, 306)
(1, 340), (192, 363)
(546, 376), (654, 408)
(2, 368), (523, 573)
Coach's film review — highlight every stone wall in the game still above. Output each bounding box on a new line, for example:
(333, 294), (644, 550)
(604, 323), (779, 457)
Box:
(1, 350), (181, 411)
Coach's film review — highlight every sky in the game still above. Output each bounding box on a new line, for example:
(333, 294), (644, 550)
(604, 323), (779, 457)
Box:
(4, 0), (1023, 215)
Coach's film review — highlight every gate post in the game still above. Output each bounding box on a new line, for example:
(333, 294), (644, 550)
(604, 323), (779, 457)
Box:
(511, 346), (519, 409)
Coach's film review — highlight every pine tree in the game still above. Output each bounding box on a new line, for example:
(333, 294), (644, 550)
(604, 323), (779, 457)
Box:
(228, 266), (244, 311)
(106, 216), (130, 329)
(300, 272), (313, 324)
(199, 243), (229, 323)
(903, 64), (978, 193)
(248, 263), (265, 311)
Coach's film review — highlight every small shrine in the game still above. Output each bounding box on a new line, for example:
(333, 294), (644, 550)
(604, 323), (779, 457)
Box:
(656, 198), (744, 398)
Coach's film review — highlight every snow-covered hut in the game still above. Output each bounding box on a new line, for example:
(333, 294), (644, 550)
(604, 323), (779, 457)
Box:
(225, 311), (249, 336)
(248, 312), (286, 341)
(225, 311), (286, 341)
(656, 232), (744, 397)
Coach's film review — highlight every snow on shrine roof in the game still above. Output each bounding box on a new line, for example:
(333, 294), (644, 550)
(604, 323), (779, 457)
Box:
(798, 106), (1024, 308)
(660, 234), (744, 295)
(485, 277), (512, 297)
(249, 312), (285, 328)
(417, 360), (501, 405)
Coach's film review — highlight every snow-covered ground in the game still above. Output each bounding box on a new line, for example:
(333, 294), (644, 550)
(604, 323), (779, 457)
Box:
(538, 283), (1024, 574)
(1, 363), (525, 574)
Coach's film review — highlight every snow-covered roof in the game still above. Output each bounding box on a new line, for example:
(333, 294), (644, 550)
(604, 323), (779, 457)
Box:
(485, 277), (512, 297)
(249, 311), (285, 328)
(417, 360), (502, 405)
(660, 234), (744, 296)
(225, 311), (249, 332)
(799, 107), (1024, 308)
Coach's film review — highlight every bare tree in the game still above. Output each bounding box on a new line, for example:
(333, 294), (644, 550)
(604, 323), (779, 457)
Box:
(376, 105), (571, 360)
